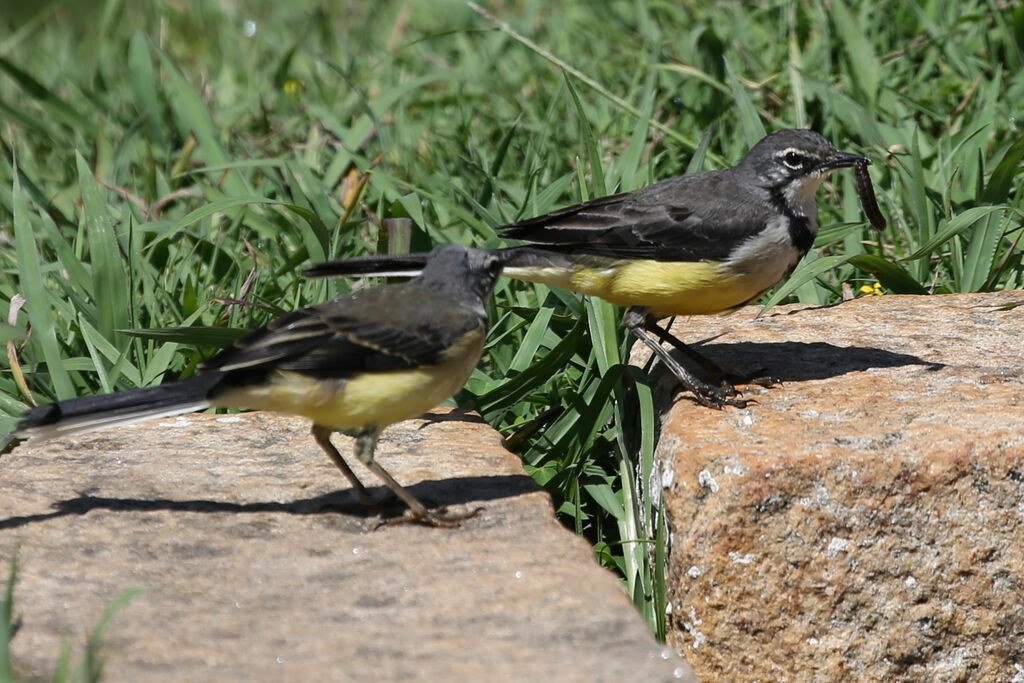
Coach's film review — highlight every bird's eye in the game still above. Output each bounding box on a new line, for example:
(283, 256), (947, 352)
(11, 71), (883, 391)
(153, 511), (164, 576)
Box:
(781, 151), (804, 169)
(486, 256), (502, 275)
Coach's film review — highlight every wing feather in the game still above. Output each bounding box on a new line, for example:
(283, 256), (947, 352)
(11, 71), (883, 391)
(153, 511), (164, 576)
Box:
(500, 173), (768, 263)
(201, 285), (479, 379)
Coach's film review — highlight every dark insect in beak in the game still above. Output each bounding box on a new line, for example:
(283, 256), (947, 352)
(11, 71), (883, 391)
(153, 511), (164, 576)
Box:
(854, 159), (886, 231)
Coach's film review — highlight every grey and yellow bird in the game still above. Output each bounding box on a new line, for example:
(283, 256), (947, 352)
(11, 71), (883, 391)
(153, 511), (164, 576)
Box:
(305, 129), (886, 407)
(3, 244), (503, 526)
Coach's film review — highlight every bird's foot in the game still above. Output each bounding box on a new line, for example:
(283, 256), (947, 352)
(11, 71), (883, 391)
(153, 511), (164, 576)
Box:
(683, 377), (756, 410)
(712, 367), (781, 390)
(375, 505), (484, 530)
(742, 373), (781, 389)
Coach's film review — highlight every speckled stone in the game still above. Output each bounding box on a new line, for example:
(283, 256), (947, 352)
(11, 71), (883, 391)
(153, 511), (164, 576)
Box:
(1, 409), (694, 682)
(641, 291), (1024, 682)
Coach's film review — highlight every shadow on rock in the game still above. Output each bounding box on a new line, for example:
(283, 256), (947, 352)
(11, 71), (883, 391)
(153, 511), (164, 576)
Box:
(0, 473), (539, 530)
(417, 408), (490, 426)
(651, 340), (943, 386)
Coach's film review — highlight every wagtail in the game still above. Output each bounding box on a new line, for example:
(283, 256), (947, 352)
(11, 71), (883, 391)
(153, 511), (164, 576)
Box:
(3, 245), (503, 526)
(305, 129), (885, 407)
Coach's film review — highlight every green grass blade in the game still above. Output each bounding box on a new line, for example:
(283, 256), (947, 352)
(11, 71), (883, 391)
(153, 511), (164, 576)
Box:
(77, 151), (130, 349)
(847, 254), (928, 294)
(902, 206), (1009, 262)
(788, 3), (807, 129)
(0, 56), (95, 134)
(82, 588), (144, 683)
(128, 32), (166, 148)
(156, 49), (252, 198)
(13, 161), (74, 399)
(585, 296), (621, 377)
(761, 254), (856, 309)
(0, 551), (17, 682)
(476, 318), (585, 420)
(960, 210), (1008, 292)
(685, 125), (713, 175)
(117, 326), (248, 347)
(981, 131), (1024, 204)
(723, 56), (765, 147)
(619, 83), (655, 191)
(564, 72), (607, 197)
(506, 307), (556, 374)
(829, 0), (880, 103)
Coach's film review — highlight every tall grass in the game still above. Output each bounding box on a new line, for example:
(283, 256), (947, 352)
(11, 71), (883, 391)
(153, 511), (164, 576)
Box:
(1, 0), (1021, 639)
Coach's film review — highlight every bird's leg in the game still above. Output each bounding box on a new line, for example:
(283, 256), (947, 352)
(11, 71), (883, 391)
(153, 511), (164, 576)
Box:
(352, 431), (481, 528)
(623, 307), (750, 409)
(312, 424), (378, 505)
(641, 317), (779, 388)
(641, 315), (732, 377)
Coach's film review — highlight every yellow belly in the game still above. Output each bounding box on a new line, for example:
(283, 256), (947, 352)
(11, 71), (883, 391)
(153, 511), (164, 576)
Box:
(506, 260), (767, 316)
(211, 330), (484, 432)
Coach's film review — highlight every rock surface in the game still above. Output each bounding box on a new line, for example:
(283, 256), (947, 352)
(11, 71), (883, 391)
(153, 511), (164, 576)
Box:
(0, 408), (694, 682)
(647, 291), (1024, 682)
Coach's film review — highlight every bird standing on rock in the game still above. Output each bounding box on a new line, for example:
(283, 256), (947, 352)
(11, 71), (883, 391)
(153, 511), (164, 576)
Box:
(3, 245), (504, 527)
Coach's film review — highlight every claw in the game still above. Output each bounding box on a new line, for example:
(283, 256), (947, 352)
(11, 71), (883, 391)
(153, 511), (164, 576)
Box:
(375, 505), (484, 529)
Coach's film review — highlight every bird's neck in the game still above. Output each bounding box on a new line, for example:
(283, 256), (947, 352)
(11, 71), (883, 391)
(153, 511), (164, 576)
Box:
(766, 180), (822, 257)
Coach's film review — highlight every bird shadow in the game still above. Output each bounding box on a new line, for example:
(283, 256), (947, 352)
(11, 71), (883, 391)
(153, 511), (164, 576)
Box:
(416, 408), (490, 427)
(0, 473), (539, 531)
(652, 339), (943, 386)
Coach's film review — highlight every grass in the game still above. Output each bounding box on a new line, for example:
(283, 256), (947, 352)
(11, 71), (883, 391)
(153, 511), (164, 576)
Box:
(1, 0), (1022, 646)
(0, 551), (139, 682)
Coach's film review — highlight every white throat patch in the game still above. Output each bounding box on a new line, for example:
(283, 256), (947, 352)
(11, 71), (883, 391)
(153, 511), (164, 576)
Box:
(783, 172), (829, 218)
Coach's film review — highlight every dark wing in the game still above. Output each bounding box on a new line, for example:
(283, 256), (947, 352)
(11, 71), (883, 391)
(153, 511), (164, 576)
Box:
(201, 285), (474, 380)
(500, 174), (767, 263)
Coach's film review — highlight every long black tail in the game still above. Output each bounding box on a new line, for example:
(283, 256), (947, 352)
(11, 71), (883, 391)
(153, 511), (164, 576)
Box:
(303, 251), (434, 278)
(303, 247), (575, 280)
(4, 373), (225, 449)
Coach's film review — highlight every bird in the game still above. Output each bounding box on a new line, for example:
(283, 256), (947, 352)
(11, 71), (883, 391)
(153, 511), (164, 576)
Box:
(304, 129), (884, 407)
(2, 244), (504, 527)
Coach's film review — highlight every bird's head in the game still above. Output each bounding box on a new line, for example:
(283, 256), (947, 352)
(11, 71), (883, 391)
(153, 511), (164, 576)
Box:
(419, 244), (504, 310)
(742, 129), (868, 216)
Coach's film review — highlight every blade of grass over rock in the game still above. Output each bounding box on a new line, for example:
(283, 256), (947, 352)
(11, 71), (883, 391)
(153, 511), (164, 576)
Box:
(902, 206), (1011, 263)
(847, 255), (927, 294)
(761, 254), (856, 310)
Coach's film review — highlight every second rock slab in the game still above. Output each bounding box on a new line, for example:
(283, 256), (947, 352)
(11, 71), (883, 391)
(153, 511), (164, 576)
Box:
(646, 291), (1024, 681)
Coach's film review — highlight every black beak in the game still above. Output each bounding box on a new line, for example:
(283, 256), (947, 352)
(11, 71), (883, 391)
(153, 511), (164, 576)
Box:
(818, 150), (870, 172)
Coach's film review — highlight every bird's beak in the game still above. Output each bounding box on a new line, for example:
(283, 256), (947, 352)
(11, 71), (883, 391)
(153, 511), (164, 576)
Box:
(818, 150), (870, 172)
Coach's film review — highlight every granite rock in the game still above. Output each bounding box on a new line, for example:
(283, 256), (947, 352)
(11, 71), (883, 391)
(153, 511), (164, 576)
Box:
(646, 291), (1024, 681)
(1, 408), (694, 682)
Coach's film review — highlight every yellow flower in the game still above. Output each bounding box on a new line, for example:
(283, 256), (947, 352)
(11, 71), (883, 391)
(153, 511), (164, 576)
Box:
(283, 79), (302, 95)
(859, 282), (883, 296)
